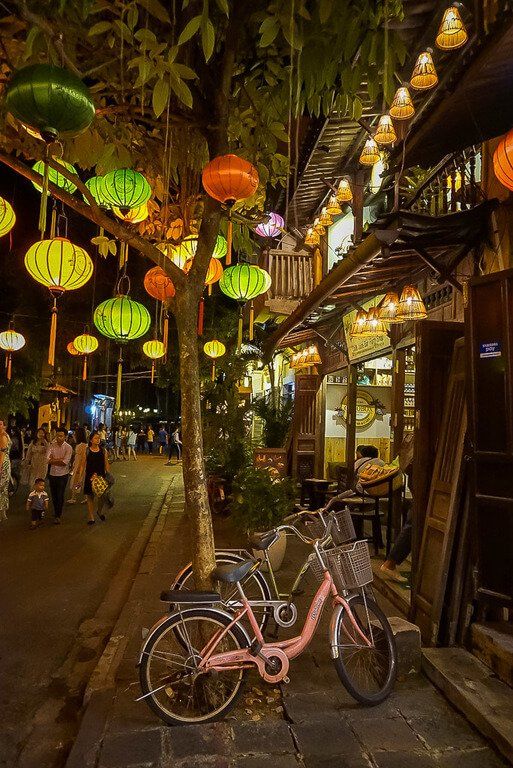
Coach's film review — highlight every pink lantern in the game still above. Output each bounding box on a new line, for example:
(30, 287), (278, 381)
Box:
(255, 212), (284, 238)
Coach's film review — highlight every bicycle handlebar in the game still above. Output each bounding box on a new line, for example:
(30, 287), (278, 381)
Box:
(275, 516), (334, 547)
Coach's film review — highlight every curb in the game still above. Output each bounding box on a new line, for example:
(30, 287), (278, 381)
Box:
(64, 476), (180, 768)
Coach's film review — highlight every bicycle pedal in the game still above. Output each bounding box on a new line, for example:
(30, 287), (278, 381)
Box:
(282, 676), (290, 684)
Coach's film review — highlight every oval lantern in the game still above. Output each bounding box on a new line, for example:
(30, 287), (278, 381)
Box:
(219, 263), (270, 349)
(213, 234), (228, 259)
(183, 257), (223, 286)
(255, 212), (284, 238)
(144, 267), (175, 301)
(73, 332), (99, 381)
(5, 64), (95, 141)
(0, 197), (15, 237)
(99, 169), (151, 210)
(25, 237), (93, 367)
(143, 339), (166, 383)
(202, 154), (259, 265)
(84, 176), (110, 207)
(0, 328), (25, 381)
(113, 202), (149, 224)
(204, 339), (226, 381)
(67, 341), (80, 356)
(32, 158), (78, 195)
(493, 129), (513, 191)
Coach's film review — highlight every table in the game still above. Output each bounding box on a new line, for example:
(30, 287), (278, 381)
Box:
(301, 478), (331, 510)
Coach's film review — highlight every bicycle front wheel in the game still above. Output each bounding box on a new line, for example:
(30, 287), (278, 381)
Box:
(139, 607), (249, 725)
(331, 594), (397, 705)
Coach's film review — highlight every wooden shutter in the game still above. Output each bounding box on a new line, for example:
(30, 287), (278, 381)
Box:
(291, 374), (323, 481)
(411, 339), (467, 645)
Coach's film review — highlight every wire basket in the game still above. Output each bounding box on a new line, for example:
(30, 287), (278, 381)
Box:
(327, 540), (373, 591)
(305, 508), (356, 546)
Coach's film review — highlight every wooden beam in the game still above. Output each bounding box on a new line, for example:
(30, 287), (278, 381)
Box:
(413, 245), (463, 293)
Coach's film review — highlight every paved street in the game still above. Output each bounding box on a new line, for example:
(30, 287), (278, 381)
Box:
(64, 482), (509, 768)
(0, 455), (173, 768)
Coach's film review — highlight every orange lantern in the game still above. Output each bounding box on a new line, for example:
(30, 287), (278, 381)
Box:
(67, 341), (80, 356)
(144, 266), (175, 352)
(493, 129), (513, 191)
(202, 154), (259, 265)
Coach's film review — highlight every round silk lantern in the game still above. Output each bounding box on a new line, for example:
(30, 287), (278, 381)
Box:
(144, 267), (175, 301)
(32, 159), (78, 195)
(25, 237), (93, 367)
(219, 263), (270, 349)
(84, 176), (110, 207)
(0, 328), (25, 381)
(255, 212), (284, 238)
(204, 339), (226, 381)
(0, 197), (15, 237)
(99, 169), (151, 210)
(67, 341), (80, 356)
(493, 129), (513, 191)
(143, 339), (166, 383)
(213, 234), (228, 259)
(202, 154), (259, 265)
(73, 332), (98, 380)
(5, 64), (95, 141)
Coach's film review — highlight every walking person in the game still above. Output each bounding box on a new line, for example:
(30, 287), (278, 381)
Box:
(157, 425), (168, 455)
(165, 425), (182, 465)
(147, 425), (154, 455)
(46, 426), (72, 524)
(136, 426), (146, 454)
(121, 427), (128, 460)
(74, 431), (111, 526)
(0, 419), (11, 521)
(26, 477), (49, 530)
(68, 427), (88, 504)
(127, 427), (137, 460)
(22, 428), (49, 488)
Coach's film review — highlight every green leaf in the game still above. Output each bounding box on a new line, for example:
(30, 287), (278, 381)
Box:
(173, 63), (197, 80)
(177, 15), (202, 45)
(201, 18), (215, 61)
(215, 0), (229, 14)
(319, 0), (333, 24)
(259, 17), (279, 47)
(169, 73), (193, 109)
(88, 21), (112, 36)
(127, 5), (139, 30)
(152, 77), (170, 117)
(136, 0), (171, 24)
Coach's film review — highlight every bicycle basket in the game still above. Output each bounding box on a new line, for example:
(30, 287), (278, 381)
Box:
(305, 508), (356, 546)
(326, 540), (373, 591)
(307, 552), (328, 585)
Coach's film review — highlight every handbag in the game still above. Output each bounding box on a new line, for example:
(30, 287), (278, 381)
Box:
(91, 474), (109, 497)
(358, 460), (403, 497)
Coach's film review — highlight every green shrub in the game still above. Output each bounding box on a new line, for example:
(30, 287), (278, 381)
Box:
(231, 465), (295, 534)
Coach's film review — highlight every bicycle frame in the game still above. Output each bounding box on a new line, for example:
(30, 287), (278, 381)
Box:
(197, 566), (371, 684)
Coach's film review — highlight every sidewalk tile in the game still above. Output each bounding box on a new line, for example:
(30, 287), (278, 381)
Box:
(349, 714), (425, 752)
(302, 756), (370, 768)
(231, 721), (296, 754)
(403, 708), (485, 751)
(372, 754), (437, 768)
(166, 722), (232, 759)
(99, 728), (163, 767)
(291, 719), (362, 758)
(438, 748), (508, 767)
(282, 692), (343, 724)
(231, 757), (301, 768)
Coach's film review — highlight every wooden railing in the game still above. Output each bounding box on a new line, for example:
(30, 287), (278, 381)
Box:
(261, 249), (314, 309)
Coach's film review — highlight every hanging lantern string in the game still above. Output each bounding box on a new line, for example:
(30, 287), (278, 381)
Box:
(50, 199), (58, 239)
(38, 144), (50, 237)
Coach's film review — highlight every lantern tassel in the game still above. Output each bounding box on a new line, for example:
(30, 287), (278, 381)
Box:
(48, 298), (58, 368)
(163, 314), (169, 352)
(38, 159), (50, 237)
(82, 356), (87, 382)
(237, 306), (243, 353)
(6, 354), (12, 382)
(119, 242), (128, 270)
(50, 205), (57, 239)
(151, 361), (155, 384)
(249, 300), (255, 341)
(208, 283), (212, 297)
(211, 361), (216, 382)
(197, 296), (204, 335)
(226, 215), (232, 266)
(115, 354), (123, 412)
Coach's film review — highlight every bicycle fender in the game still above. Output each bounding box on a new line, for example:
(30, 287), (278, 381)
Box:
(329, 602), (346, 659)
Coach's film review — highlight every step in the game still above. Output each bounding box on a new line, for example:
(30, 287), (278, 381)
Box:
(471, 621), (513, 688)
(422, 646), (513, 764)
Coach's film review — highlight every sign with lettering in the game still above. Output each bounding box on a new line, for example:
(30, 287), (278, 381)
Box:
(339, 389), (377, 430)
(479, 341), (501, 359)
(343, 297), (390, 362)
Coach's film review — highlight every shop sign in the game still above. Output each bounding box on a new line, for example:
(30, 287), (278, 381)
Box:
(343, 299), (390, 362)
(338, 389), (376, 430)
(479, 341), (501, 359)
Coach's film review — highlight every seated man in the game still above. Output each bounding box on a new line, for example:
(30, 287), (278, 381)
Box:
(325, 445), (384, 509)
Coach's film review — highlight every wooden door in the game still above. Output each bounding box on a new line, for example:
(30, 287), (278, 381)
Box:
(467, 269), (513, 606)
(411, 339), (467, 645)
(291, 374), (323, 481)
(412, 321), (464, 570)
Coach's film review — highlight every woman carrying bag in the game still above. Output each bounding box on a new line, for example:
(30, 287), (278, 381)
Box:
(75, 431), (112, 526)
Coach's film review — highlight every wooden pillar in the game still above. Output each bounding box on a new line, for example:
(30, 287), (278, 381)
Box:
(353, 171), (365, 244)
(345, 363), (357, 486)
(313, 246), (323, 287)
(391, 347), (406, 457)
(315, 375), (326, 477)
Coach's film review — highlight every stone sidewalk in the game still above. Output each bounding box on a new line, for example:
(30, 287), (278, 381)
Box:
(66, 473), (509, 768)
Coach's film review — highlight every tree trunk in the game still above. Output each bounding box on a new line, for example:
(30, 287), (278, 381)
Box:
(174, 286), (216, 588)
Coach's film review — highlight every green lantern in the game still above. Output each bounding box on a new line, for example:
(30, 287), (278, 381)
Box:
(5, 64), (95, 141)
(84, 176), (111, 207)
(219, 264), (271, 349)
(99, 170), (151, 210)
(0, 197), (15, 237)
(32, 159), (77, 195)
(93, 295), (151, 342)
(213, 234), (228, 260)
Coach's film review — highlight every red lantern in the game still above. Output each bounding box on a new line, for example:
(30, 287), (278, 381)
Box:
(202, 154), (259, 265)
(493, 129), (513, 191)
(143, 266), (175, 301)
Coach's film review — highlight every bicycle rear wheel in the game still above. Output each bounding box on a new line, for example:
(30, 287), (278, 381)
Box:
(139, 607), (249, 725)
(331, 593), (396, 705)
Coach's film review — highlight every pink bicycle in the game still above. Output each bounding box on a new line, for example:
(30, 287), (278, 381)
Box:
(138, 522), (397, 724)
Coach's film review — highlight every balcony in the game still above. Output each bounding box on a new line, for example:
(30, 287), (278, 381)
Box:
(260, 249), (315, 315)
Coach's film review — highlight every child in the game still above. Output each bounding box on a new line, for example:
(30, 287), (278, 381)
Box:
(26, 477), (49, 529)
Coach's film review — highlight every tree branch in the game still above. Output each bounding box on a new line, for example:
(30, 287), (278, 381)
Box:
(0, 151), (187, 289)
(14, 1), (84, 78)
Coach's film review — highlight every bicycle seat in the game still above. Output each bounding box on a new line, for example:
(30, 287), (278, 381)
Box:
(160, 590), (220, 604)
(213, 559), (259, 584)
(249, 530), (279, 551)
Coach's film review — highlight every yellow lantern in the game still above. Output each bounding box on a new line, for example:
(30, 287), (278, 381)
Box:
(364, 307), (388, 336)
(378, 292), (403, 324)
(0, 197), (15, 237)
(305, 227), (320, 246)
(397, 285), (427, 320)
(113, 203), (149, 224)
(410, 50), (438, 90)
(319, 207), (333, 227)
(435, 5), (467, 50)
(390, 86), (415, 121)
(313, 217), (325, 235)
(25, 237), (93, 367)
(359, 138), (380, 166)
(204, 339), (226, 381)
(374, 115), (397, 146)
(336, 178), (353, 203)
(0, 328), (25, 381)
(326, 195), (342, 216)
(143, 339), (166, 383)
(73, 332), (99, 380)
(350, 309), (368, 336)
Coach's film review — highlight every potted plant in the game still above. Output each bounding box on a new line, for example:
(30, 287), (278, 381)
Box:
(252, 391), (294, 476)
(232, 465), (295, 570)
